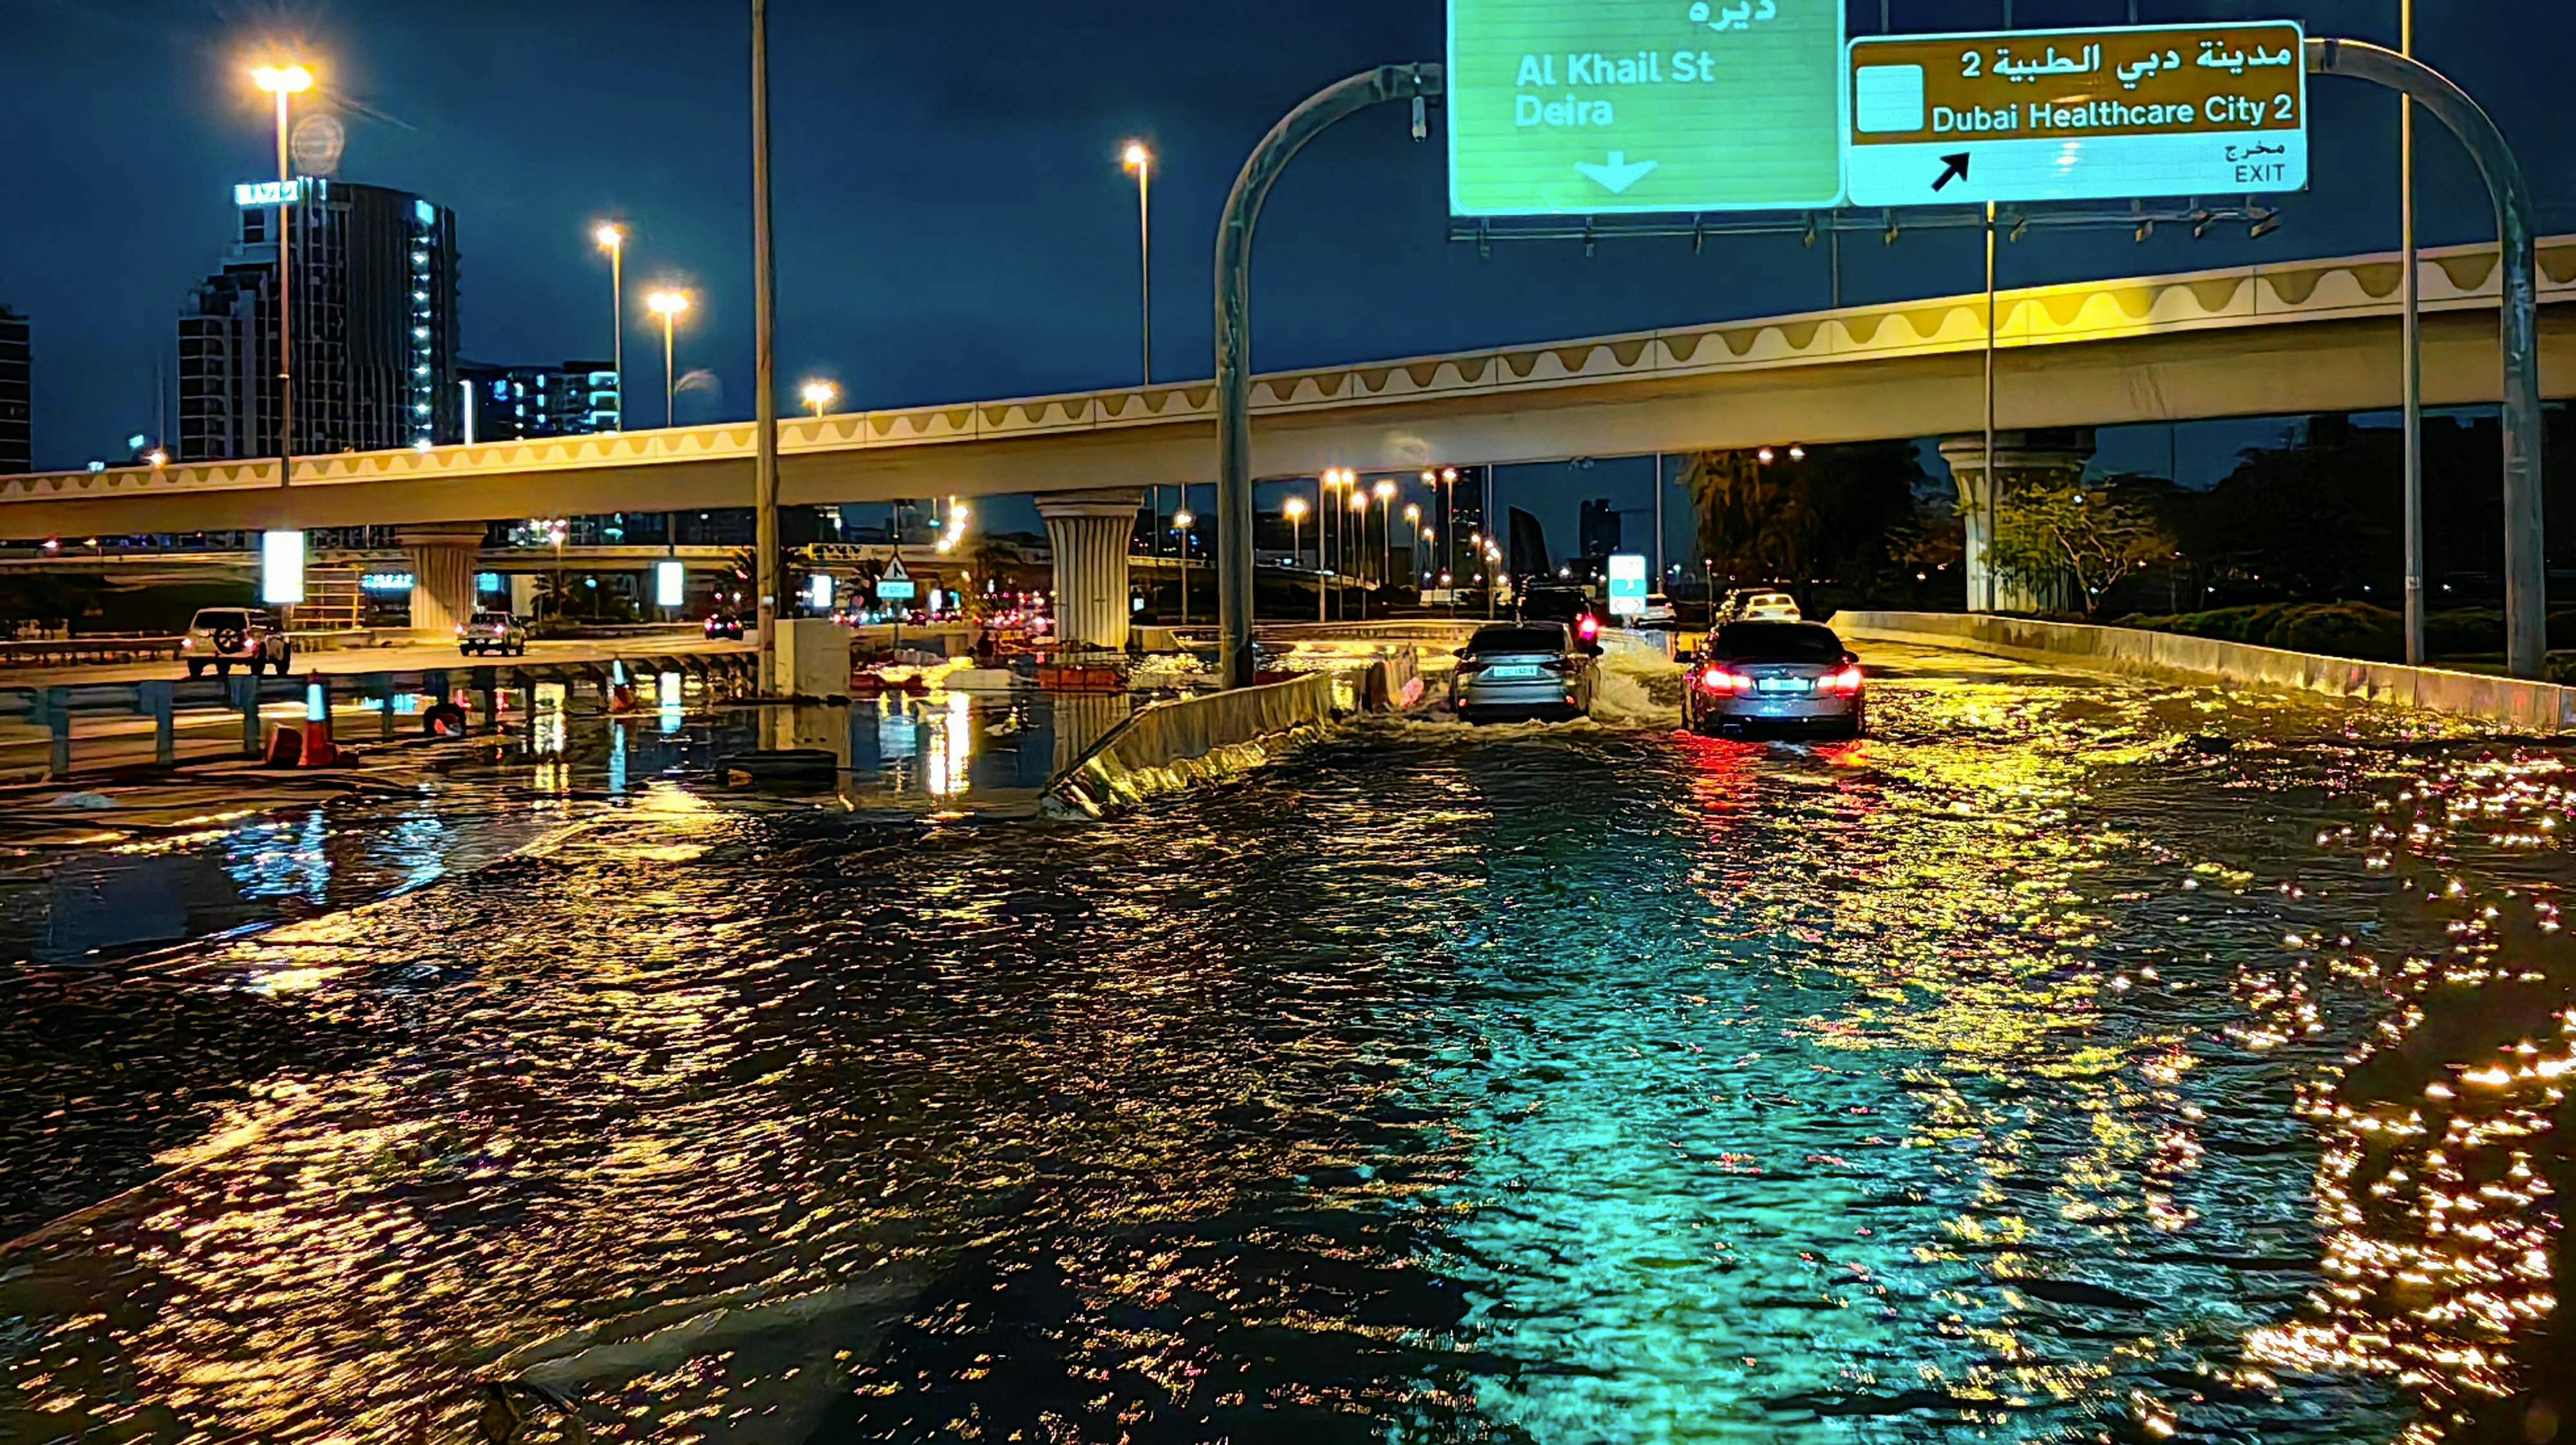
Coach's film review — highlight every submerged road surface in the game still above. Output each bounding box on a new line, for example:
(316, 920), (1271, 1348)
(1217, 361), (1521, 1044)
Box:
(1, 643), (2571, 1442)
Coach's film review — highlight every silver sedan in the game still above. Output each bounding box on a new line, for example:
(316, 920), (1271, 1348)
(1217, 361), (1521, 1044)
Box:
(1683, 621), (1865, 739)
(1450, 621), (1598, 722)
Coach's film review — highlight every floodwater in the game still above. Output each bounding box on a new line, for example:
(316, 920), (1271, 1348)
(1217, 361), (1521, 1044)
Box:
(1, 645), (2570, 1443)
(0, 687), (1126, 969)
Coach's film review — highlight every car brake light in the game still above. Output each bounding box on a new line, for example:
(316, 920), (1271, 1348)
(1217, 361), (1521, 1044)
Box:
(1823, 666), (1864, 694)
(1576, 614), (1601, 641)
(1696, 668), (1751, 694)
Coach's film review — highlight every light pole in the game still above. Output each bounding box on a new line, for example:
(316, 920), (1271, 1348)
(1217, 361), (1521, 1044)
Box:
(1172, 507), (1195, 625)
(1484, 542), (1502, 619)
(1283, 495), (1308, 613)
(1403, 500), (1421, 594)
(1321, 468), (1349, 619)
(800, 379), (837, 418)
(647, 290), (690, 427)
(1122, 142), (1153, 384)
(1347, 486), (1370, 610)
(1438, 468), (1458, 611)
(251, 63), (312, 480)
(1373, 478), (1396, 589)
(594, 223), (626, 431)
(2400, 0), (2425, 664)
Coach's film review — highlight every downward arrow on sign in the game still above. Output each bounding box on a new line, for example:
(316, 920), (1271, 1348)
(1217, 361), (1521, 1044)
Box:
(1574, 152), (1660, 195)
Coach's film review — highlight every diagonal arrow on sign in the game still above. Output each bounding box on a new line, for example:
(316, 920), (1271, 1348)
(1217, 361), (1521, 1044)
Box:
(1573, 152), (1660, 195)
(1932, 152), (1971, 192)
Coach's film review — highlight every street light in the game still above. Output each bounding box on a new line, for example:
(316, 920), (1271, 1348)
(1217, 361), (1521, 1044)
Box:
(1403, 501), (1422, 590)
(800, 379), (838, 417)
(252, 62), (313, 479)
(1320, 468), (1351, 619)
(1283, 495), (1308, 579)
(1171, 506), (1195, 625)
(1122, 142), (1153, 384)
(646, 289), (690, 427)
(594, 223), (626, 430)
(1372, 478), (1396, 588)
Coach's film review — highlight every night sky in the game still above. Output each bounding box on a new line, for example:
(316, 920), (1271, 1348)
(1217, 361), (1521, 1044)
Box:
(5, 0), (2573, 555)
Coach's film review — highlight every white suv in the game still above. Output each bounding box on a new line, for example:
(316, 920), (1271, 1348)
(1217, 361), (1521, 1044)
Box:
(182, 608), (294, 677)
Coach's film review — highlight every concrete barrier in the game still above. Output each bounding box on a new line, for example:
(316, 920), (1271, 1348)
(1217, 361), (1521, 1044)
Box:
(1838, 610), (2576, 733)
(1052, 674), (1338, 815)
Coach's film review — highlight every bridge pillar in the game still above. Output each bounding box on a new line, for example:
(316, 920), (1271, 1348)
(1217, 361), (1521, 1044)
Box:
(398, 525), (487, 639)
(1938, 429), (2096, 615)
(1036, 489), (1143, 652)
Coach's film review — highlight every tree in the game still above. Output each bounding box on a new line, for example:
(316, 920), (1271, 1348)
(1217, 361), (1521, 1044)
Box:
(1682, 441), (1935, 599)
(1990, 477), (2177, 618)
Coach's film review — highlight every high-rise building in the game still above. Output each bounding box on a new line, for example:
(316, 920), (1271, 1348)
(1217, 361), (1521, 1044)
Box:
(1578, 497), (1621, 563)
(457, 360), (618, 442)
(178, 179), (459, 462)
(0, 306), (27, 475)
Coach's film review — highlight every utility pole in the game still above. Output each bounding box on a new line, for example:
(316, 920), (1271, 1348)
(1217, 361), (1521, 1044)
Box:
(2400, 0), (2425, 664)
(750, 0), (782, 693)
(1982, 199), (1999, 614)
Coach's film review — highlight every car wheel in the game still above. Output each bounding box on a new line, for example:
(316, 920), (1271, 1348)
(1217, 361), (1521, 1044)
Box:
(214, 660), (231, 677)
(187, 660), (206, 679)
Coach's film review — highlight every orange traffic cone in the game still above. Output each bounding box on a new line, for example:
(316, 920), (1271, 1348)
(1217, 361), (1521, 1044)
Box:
(298, 672), (340, 768)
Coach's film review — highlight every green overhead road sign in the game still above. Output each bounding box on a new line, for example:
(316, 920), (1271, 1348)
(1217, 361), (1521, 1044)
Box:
(1446, 0), (1846, 216)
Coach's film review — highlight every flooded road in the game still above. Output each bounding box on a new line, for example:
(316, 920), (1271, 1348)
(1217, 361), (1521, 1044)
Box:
(1, 644), (2570, 1442)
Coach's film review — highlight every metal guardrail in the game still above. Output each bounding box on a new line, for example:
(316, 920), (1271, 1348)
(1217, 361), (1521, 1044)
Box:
(0, 636), (184, 668)
(0, 647), (759, 780)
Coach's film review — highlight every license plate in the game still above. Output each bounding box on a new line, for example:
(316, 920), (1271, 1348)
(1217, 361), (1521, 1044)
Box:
(1758, 678), (1809, 694)
(1486, 664), (1543, 680)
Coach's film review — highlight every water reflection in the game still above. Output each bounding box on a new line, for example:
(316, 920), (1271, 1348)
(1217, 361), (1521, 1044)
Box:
(703, 689), (1128, 816)
(0, 652), (2566, 1440)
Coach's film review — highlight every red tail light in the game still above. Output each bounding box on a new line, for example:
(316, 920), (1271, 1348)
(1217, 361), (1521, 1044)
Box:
(1696, 668), (1751, 694)
(1823, 666), (1864, 695)
(1576, 614), (1602, 641)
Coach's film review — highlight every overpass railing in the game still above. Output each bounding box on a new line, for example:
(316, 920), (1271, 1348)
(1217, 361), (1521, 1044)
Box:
(0, 647), (757, 780)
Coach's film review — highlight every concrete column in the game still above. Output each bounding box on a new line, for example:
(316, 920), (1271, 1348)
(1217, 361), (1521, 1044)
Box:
(398, 525), (488, 639)
(1036, 489), (1144, 652)
(1938, 429), (2096, 615)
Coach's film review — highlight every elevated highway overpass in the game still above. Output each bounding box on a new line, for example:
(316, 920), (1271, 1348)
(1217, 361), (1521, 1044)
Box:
(5, 234), (2568, 538)
(7, 234), (2567, 648)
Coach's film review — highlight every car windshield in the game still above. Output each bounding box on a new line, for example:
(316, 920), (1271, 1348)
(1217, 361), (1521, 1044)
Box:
(1467, 624), (1567, 655)
(1711, 622), (1844, 665)
(471, 613), (512, 626)
(190, 610), (248, 630)
(1517, 590), (1591, 623)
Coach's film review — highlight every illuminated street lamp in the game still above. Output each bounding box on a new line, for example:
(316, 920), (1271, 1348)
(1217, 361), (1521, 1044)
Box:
(800, 379), (838, 418)
(1372, 478), (1397, 587)
(1403, 501), (1422, 589)
(594, 223), (626, 430)
(1171, 506), (1196, 625)
(646, 289), (690, 427)
(251, 62), (314, 479)
(1122, 142), (1154, 384)
(1283, 495), (1308, 574)
(1346, 486), (1370, 614)
(1320, 468), (1350, 619)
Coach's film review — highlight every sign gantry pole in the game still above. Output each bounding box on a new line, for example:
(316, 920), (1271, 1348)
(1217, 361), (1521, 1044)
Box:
(1215, 64), (1444, 688)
